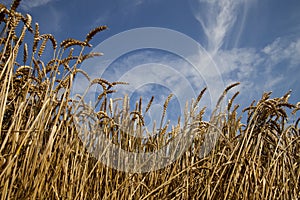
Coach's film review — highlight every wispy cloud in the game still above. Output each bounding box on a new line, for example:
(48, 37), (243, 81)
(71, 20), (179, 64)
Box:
(262, 38), (300, 67)
(20, 0), (59, 11)
(193, 0), (254, 54)
(2, 0), (60, 11)
(209, 37), (300, 106)
(190, 0), (299, 107)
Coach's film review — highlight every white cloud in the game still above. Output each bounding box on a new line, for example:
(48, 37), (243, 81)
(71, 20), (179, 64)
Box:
(193, 0), (255, 54)
(20, 0), (58, 10)
(263, 38), (300, 67)
(190, 0), (299, 109)
(206, 37), (300, 106)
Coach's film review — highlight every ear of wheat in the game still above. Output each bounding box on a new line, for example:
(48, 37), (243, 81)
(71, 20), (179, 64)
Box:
(85, 25), (107, 45)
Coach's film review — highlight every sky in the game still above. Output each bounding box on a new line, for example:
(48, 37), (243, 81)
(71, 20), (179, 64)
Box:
(3, 0), (300, 128)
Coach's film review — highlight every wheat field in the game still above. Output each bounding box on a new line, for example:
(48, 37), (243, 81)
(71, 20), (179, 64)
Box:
(0, 1), (299, 199)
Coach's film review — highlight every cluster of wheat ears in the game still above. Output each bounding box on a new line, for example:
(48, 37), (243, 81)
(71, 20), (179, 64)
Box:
(0, 0), (299, 199)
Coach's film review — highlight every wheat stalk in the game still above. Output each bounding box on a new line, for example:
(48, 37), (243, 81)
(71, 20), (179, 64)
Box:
(145, 96), (154, 114)
(159, 93), (173, 130)
(22, 43), (27, 64)
(60, 38), (89, 49)
(85, 25), (107, 44)
(10, 0), (21, 12)
(40, 34), (57, 50)
(32, 23), (40, 53)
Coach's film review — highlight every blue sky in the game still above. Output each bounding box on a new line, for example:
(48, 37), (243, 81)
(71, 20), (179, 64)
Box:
(4, 0), (300, 127)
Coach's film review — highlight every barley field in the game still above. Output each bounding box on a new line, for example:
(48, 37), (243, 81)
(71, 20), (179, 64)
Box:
(0, 1), (299, 199)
